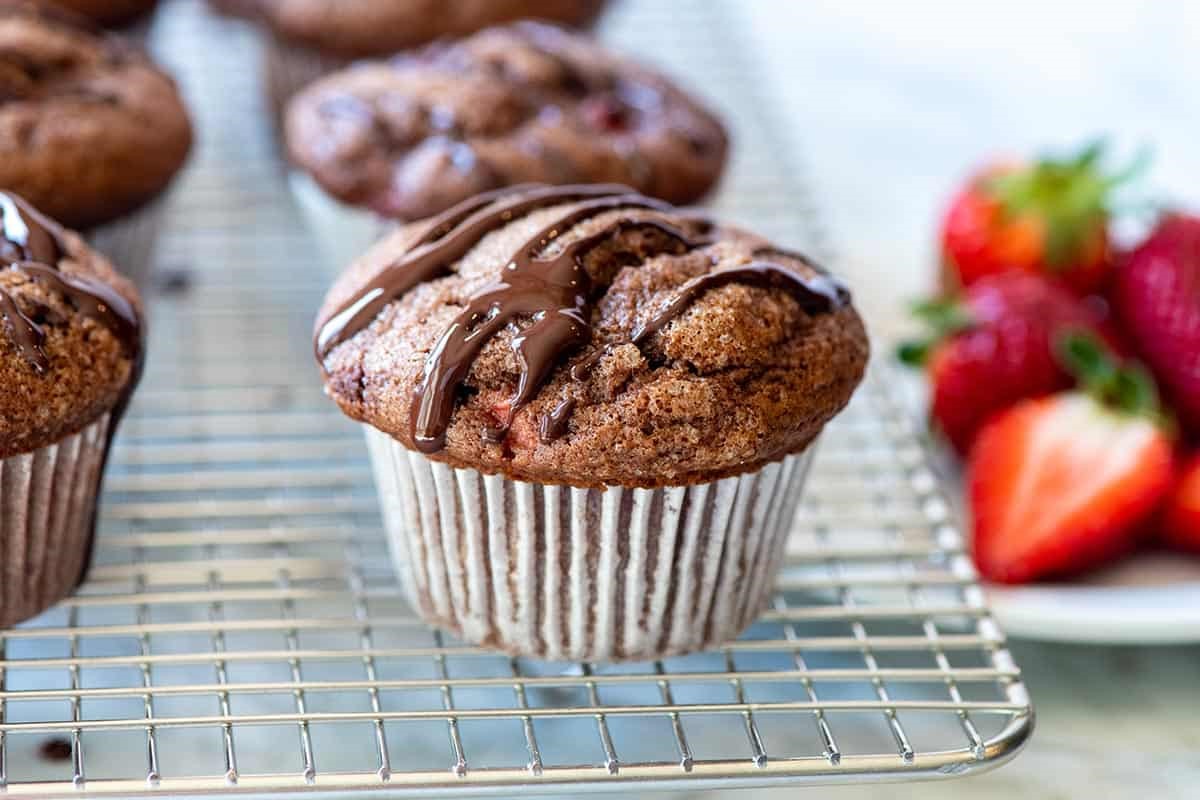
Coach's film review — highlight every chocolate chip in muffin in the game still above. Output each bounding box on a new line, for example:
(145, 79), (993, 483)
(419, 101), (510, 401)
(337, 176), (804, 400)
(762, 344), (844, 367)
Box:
(315, 184), (868, 489)
(0, 1), (192, 228)
(287, 22), (729, 221)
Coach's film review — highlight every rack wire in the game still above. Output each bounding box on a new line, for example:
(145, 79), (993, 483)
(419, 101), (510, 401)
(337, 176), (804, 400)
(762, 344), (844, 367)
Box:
(0, 0), (1032, 795)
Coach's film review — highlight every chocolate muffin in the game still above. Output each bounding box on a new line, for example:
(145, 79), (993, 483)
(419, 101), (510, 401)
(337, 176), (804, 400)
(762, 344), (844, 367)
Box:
(214, 0), (605, 58)
(42, 0), (158, 27)
(288, 22), (728, 222)
(0, 190), (143, 628)
(0, 1), (192, 229)
(315, 184), (868, 660)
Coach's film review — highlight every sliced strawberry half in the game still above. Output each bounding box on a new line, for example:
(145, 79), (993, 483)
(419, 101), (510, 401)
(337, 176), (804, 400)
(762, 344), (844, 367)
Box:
(1163, 454), (1200, 555)
(968, 335), (1174, 583)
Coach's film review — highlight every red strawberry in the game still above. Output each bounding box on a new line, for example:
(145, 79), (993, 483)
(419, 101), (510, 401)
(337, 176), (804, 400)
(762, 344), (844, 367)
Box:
(1111, 213), (1200, 436)
(1163, 454), (1200, 554)
(900, 273), (1112, 454)
(968, 336), (1174, 583)
(940, 142), (1141, 295)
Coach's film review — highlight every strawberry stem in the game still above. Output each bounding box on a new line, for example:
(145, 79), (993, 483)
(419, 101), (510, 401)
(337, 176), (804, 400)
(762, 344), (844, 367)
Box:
(1057, 331), (1163, 420)
(896, 298), (975, 367)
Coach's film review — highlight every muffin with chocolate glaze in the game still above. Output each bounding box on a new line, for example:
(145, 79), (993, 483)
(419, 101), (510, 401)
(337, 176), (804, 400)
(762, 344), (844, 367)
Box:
(211, 0), (607, 124)
(0, 191), (143, 628)
(0, 1), (192, 283)
(289, 21), (728, 271)
(315, 184), (868, 660)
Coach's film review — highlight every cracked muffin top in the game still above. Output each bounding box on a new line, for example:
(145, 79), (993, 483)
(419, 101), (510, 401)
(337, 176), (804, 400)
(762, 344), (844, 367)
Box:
(0, 191), (142, 457)
(0, 0), (191, 228)
(210, 0), (606, 57)
(286, 22), (728, 221)
(315, 184), (868, 488)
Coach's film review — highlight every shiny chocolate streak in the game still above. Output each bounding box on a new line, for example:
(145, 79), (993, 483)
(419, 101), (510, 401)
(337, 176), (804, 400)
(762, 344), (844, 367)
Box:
(0, 190), (144, 588)
(0, 193), (141, 370)
(315, 184), (661, 357)
(413, 212), (705, 451)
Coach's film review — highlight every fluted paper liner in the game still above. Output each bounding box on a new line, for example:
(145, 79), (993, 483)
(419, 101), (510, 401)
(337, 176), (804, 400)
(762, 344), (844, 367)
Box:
(365, 426), (815, 661)
(0, 413), (110, 628)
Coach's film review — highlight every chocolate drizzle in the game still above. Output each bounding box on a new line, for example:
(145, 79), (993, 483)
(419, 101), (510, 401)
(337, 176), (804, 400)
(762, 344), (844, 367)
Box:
(412, 212), (702, 452)
(630, 261), (849, 344)
(317, 184), (851, 454)
(316, 184), (668, 357)
(0, 193), (141, 372)
(539, 396), (577, 443)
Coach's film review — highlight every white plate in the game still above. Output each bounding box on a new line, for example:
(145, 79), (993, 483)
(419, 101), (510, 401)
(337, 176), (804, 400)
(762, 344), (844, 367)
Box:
(898, 368), (1200, 644)
(985, 554), (1200, 644)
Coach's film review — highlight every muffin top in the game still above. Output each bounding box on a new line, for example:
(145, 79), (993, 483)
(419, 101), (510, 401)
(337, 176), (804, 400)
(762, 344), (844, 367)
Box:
(315, 184), (868, 488)
(42, 0), (158, 26)
(286, 22), (728, 221)
(0, 191), (143, 457)
(212, 0), (605, 57)
(0, 1), (192, 228)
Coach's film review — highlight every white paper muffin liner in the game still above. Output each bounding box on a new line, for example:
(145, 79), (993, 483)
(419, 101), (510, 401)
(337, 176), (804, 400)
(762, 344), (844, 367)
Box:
(290, 171), (393, 278)
(365, 426), (816, 662)
(88, 198), (168, 290)
(0, 413), (111, 629)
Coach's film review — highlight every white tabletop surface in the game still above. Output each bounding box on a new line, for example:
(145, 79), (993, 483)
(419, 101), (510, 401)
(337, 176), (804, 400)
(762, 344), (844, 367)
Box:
(683, 2), (1200, 798)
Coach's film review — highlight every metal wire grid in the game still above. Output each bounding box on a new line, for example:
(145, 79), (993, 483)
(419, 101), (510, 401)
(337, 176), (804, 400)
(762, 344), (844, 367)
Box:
(0, 0), (1032, 795)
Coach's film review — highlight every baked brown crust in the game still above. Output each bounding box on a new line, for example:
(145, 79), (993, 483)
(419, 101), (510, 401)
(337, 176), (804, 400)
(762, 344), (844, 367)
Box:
(316, 189), (869, 489)
(213, 0), (605, 57)
(286, 22), (728, 221)
(43, 0), (157, 26)
(0, 195), (142, 457)
(0, 1), (192, 228)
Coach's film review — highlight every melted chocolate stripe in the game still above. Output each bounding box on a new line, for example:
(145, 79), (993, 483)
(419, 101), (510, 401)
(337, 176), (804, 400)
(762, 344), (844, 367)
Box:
(411, 205), (702, 452)
(1, 192), (62, 265)
(0, 286), (48, 372)
(19, 263), (141, 358)
(316, 183), (652, 357)
(631, 261), (849, 344)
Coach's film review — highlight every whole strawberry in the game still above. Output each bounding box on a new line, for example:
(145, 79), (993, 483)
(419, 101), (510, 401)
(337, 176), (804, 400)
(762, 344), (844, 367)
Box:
(969, 335), (1174, 583)
(900, 273), (1112, 454)
(941, 142), (1138, 295)
(1112, 213), (1200, 436)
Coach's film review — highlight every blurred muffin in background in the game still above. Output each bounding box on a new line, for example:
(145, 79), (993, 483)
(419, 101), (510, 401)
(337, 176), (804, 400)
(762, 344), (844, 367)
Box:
(43, 0), (157, 27)
(286, 21), (728, 271)
(0, 0), (192, 285)
(208, 0), (607, 123)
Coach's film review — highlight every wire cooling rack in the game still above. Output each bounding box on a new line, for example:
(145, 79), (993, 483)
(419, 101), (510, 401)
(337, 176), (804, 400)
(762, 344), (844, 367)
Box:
(0, 0), (1032, 795)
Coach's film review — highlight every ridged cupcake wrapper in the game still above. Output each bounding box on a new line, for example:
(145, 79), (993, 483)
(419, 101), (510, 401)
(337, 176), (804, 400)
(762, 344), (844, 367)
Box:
(0, 413), (111, 629)
(289, 171), (393, 277)
(365, 426), (815, 662)
(88, 198), (168, 290)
